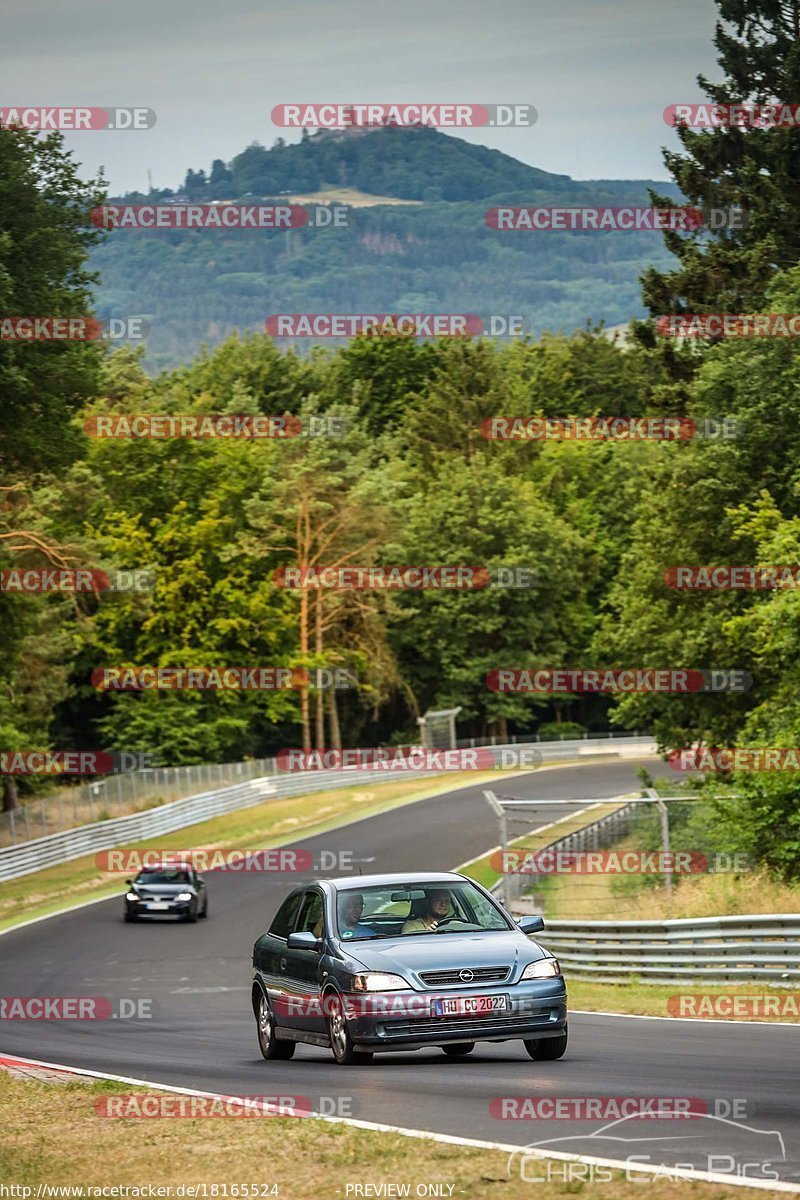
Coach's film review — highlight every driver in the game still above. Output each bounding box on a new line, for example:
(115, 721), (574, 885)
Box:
(401, 887), (452, 933)
(337, 892), (376, 939)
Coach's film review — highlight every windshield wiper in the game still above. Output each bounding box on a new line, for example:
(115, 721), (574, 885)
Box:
(435, 926), (507, 934)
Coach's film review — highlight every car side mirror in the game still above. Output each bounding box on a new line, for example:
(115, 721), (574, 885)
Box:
(287, 930), (322, 952)
(126, 879), (134, 887)
(518, 915), (545, 934)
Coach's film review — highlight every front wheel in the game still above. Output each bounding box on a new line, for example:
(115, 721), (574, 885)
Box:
(326, 994), (373, 1065)
(524, 1025), (568, 1061)
(257, 993), (296, 1060)
(442, 1042), (475, 1057)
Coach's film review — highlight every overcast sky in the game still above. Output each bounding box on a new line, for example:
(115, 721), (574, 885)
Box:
(3, 0), (721, 194)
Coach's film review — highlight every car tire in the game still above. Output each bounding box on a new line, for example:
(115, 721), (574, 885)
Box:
(326, 993), (373, 1066)
(441, 1042), (475, 1057)
(256, 993), (296, 1060)
(524, 1025), (568, 1061)
(123, 910), (138, 923)
(199, 898), (208, 919)
(182, 906), (198, 923)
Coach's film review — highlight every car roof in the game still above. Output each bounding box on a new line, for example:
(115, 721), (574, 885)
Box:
(323, 872), (466, 892)
(136, 863), (194, 871)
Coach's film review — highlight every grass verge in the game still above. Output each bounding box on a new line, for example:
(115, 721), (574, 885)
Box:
(536, 834), (800, 922)
(0, 1071), (784, 1200)
(567, 978), (800, 1022)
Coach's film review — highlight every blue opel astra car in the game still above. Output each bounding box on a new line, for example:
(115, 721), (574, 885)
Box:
(251, 871), (567, 1064)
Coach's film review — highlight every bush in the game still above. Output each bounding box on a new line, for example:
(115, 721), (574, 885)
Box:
(535, 721), (587, 741)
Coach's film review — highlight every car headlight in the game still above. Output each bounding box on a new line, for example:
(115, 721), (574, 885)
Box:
(521, 958), (561, 980)
(352, 972), (408, 992)
(176, 892), (193, 901)
(126, 892), (139, 902)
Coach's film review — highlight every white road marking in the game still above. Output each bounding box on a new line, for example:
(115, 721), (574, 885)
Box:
(0, 1050), (797, 1194)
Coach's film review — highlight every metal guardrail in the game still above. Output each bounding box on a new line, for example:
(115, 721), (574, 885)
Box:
(0, 757), (277, 847)
(489, 796), (800, 984)
(0, 777), (277, 883)
(0, 731), (650, 847)
(0, 736), (657, 883)
(538, 914), (800, 985)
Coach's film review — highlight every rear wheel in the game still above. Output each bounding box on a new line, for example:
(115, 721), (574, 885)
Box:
(441, 1042), (475, 1057)
(257, 993), (296, 1060)
(326, 994), (373, 1065)
(524, 1025), (568, 1061)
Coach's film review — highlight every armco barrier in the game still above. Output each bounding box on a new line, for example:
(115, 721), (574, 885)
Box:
(537, 914), (800, 985)
(0, 777), (277, 883)
(0, 736), (656, 883)
(490, 798), (800, 984)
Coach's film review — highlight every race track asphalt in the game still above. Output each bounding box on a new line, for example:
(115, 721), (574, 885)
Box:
(2, 756), (799, 1186)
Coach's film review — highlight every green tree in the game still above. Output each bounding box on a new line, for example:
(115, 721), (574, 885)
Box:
(642, 0), (800, 318)
(0, 130), (105, 810)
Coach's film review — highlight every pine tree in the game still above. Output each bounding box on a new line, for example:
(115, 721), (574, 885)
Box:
(642, 0), (800, 320)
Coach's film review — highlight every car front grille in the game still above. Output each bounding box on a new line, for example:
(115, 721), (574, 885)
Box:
(418, 966), (511, 987)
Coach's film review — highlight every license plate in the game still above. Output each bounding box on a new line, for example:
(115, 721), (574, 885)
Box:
(146, 901), (171, 910)
(433, 994), (509, 1017)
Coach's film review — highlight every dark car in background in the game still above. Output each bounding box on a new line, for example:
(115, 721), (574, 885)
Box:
(251, 871), (567, 1065)
(124, 863), (208, 923)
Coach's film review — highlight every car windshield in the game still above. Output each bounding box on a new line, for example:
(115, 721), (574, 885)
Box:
(335, 881), (511, 941)
(134, 869), (191, 885)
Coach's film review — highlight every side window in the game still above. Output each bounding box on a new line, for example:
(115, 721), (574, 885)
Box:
(296, 890), (324, 936)
(269, 891), (304, 939)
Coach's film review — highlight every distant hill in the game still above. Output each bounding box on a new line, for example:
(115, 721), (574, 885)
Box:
(93, 126), (682, 370)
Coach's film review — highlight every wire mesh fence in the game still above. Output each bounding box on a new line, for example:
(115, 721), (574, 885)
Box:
(0, 758), (276, 847)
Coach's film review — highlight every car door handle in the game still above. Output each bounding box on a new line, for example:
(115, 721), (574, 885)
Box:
(279, 957), (287, 970)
